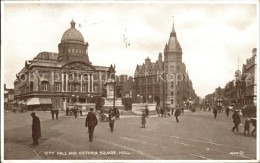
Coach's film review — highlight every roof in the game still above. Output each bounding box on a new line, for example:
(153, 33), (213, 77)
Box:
(34, 52), (59, 60)
(61, 21), (84, 43)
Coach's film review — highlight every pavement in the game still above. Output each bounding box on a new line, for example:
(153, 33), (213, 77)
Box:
(3, 109), (257, 160)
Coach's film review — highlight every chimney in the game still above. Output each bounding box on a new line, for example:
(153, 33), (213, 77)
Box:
(145, 57), (150, 65)
(158, 53), (162, 62)
(252, 48), (257, 56)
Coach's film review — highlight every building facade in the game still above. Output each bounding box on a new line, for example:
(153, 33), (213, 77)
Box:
(14, 20), (115, 109)
(134, 21), (197, 108)
(243, 48), (257, 105)
(223, 48), (257, 107)
(4, 84), (14, 108)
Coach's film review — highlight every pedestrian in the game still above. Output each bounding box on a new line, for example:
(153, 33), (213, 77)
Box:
(174, 108), (180, 123)
(79, 107), (83, 116)
(141, 110), (146, 128)
(213, 107), (218, 119)
(30, 112), (41, 145)
(156, 106), (159, 115)
(55, 108), (59, 120)
(51, 108), (55, 120)
(74, 107), (78, 118)
(66, 107), (69, 116)
(181, 107), (184, 115)
(115, 108), (120, 120)
(108, 110), (116, 132)
(171, 107), (174, 115)
(161, 107), (164, 117)
(85, 108), (98, 142)
(251, 118), (256, 136)
(232, 109), (241, 132)
(225, 107), (230, 118)
(145, 106), (149, 118)
(244, 117), (251, 136)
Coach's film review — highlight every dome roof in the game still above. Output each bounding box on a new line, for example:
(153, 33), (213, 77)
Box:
(61, 20), (84, 43)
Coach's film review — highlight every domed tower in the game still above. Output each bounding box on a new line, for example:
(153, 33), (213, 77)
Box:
(58, 20), (90, 63)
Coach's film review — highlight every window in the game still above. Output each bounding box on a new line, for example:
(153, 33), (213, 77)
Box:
(68, 49), (71, 53)
(82, 84), (87, 92)
(55, 83), (61, 92)
(41, 81), (48, 91)
(171, 82), (174, 89)
(148, 87), (152, 94)
(74, 84), (80, 92)
(170, 66), (174, 72)
(177, 91), (179, 96)
(72, 49), (75, 53)
(171, 99), (173, 104)
(177, 65), (180, 70)
(171, 91), (173, 96)
(68, 84), (72, 92)
(76, 49), (78, 53)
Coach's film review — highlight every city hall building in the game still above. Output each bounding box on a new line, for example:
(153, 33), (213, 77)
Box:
(134, 21), (197, 108)
(14, 20), (115, 109)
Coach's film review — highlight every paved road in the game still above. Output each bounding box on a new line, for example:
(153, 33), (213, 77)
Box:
(4, 110), (257, 160)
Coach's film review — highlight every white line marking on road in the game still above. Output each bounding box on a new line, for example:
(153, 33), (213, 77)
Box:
(188, 153), (211, 160)
(96, 139), (159, 160)
(175, 141), (195, 147)
(120, 137), (146, 143)
(161, 134), (221, 146)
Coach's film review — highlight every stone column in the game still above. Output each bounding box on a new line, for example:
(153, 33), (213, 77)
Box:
(61, 73), (64, 92)
(88, 74), (90, 92)
(80, 74), (83, 92)
(66, 73), (68, 92)
(91, 74), (94, 92)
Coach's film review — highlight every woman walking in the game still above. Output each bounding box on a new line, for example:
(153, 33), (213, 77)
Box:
(141, 110), (146, 128)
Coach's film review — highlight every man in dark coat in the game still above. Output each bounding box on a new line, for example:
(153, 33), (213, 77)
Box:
(109, 110), (116, 132)
(31, 112), (41, 145)
(213, 107), (218, 119)
(85, 108), (98, 142)
(232, 110), (241, 132)
(225, 107), (230, 118)
(145, 107), (149, 118)
(174, 108), (180, 123)
(51, 108), (55, 120)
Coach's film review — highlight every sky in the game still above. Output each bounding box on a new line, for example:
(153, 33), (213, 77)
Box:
(2, 2), (258, 97)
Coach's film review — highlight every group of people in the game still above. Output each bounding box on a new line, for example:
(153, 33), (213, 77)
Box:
(65, 106), (83, 118)
(231, 109), (257, 137)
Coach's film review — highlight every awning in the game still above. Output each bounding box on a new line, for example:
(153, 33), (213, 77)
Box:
(39, 98), (52, 105)
(27, 98), (40, 105)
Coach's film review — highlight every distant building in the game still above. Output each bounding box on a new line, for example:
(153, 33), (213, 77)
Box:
(4, 84), (14, 107)
(14, 20), (115, 110)
(115, 75), (134, 98)
(134, 21), (197, 107)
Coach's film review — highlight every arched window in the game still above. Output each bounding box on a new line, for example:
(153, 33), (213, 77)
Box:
(41, 81), (49, 91)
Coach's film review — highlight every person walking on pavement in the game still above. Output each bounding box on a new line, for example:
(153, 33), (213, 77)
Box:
(85, 108), (98, 142)
(79, 107), (83, 116)
(244, 117), (251, 136)
(251, 118), (256, 136)
(174, 108), (180, 123)
(161, 107), (164, 117)
(55, 108), (59, 120)
(66, 107), (69, 116)
(225, 107), (230, 118)
(31, 112), (41, 145)
(232, 109), (241, 132)
(141, 110), (146, 128)
(145, 106), (149, 118)
(51, 108), (55, 120)
(108, 110), (116, 132)
(213, 107), (218, 119)
(74, 107), (78, 118)
(171, 107), (174, 115)
(115, 108), (120, 120)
